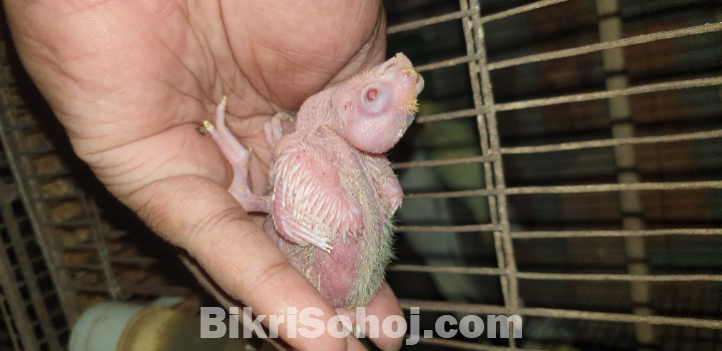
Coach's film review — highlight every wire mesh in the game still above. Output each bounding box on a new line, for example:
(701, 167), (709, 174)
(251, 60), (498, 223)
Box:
(0, 18), (195, 349)
(385, 0), (722, 349)
(0, 32), (69, 351)
(0, 1), (719, 350)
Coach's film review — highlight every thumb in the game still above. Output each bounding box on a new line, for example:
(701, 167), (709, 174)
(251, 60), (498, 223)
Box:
(128, 175), (355, 350)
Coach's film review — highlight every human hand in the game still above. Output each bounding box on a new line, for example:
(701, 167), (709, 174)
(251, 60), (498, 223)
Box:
(5, 0), (403, 349)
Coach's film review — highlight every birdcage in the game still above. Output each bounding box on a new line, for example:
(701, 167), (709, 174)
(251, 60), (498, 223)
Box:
(0, 20), (198, 351)
(0, 0), (721, 350)
(383, 0), (722, 350)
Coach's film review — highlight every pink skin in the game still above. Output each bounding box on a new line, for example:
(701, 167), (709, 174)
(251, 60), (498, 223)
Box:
(206, 53), (423, 323)
(333, 53), (424, 154)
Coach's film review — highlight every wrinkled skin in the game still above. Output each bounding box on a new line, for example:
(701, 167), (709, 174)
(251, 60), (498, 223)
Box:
(5, 0), (403, 350)
(207, 53), (423, 316)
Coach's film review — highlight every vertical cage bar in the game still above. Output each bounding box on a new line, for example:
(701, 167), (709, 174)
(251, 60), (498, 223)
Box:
(84, 197), (121, 299)
(0, 286), (23, 351)
(595, 0), (656, 348)
(0, 228), (39, 350)
(469, 0), (520, 345)
(459, 0), (509, 307)
(0, 102), (80, 324)
(469, 2), (518, 310)
(0, 180), (62, 350)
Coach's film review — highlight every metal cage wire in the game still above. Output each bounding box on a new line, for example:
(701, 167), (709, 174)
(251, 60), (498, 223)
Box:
(385, 0), (722, 350)
(0, 17), (195, 351)
(0, 0), (719, 350)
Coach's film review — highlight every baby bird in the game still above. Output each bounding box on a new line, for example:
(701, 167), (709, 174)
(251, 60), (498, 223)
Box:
(204, 53), (424, 316)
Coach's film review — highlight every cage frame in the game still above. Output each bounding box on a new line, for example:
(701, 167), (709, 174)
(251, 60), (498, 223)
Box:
(387, 0), (722, 349)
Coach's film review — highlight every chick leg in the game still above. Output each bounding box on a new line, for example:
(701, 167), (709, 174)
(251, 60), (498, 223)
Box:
(204, 97), (271, 213)
(264, 112), (293, 150)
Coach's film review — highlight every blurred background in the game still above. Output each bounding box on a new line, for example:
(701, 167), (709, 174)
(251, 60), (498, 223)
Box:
(0, 0), (721, 350)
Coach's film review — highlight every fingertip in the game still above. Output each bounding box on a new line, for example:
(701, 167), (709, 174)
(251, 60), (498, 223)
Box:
(365, 282), (404, 351)
(131, 177), (350, 351)
(379, 338), (403, 351)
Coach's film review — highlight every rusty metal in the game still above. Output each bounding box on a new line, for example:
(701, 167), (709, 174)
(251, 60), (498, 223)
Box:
(415, 23), (722, 73)
(0, 177), (67, 350)
(460, 0), (511, 318)
(414, 77), (722, 123)
(477, 0), (569, 24)
(387, 9), (478, 34)
(388, 0), (722, 349)
(398, 300), (722, 330)
(83, 196), (121, 299)
(0, 98), (80, 324)
(389, 265), (722, 282)
(65, 283), (191, 296)
(392, 155), (497, 169)
(500, 129), (722, 154)
(495, 76), (722, 112)
(0, 24), (199, 349)
(397, 224), (505, 232)
(0, 287), (23, 350)
(415, 107), (490, 123)
(389, 265), (506, 275)
(416, 53), (488, 73)
(404, 180), (722, 199)
(0, 0), (716, 349)
(412, 337), (547, 351)
(511, 228), (722, 238)
(391, 129), (722, 167)
(464, 8), (521, 351)
(387, 0), (570, 34)
(487, 22), (722, 70)
(0, 68), (69, 351)
(595, 0), (654, 347)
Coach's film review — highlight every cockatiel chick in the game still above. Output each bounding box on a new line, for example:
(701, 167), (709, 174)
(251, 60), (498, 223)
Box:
(204, 53), (424, 317)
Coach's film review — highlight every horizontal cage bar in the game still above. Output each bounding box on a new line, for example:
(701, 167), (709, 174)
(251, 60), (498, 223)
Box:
(414, 77), (722, 124)
(511, 228), (722, 238)
(500, 129), (722, 155)
(399, 300), (722, 329)
(411, 337), (539, 351)
(387, 9), (476, 34)
(495, 76), (722, 112)
(396, 224), (505, 232)
(390, 265), (722, 282)
(488, 22), (722, 70)
(387, 0), (570, 34)
(404, 180), (722, 199)
(415, 108), (490, 124)
(412, 23), (721, 73)
(479, 0), (570, 24)
(392, 129), (721, 169)
(392, 155), (497, 170)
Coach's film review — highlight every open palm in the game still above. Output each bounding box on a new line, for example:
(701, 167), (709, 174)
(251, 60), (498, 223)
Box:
(6, 0), (402, 349)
